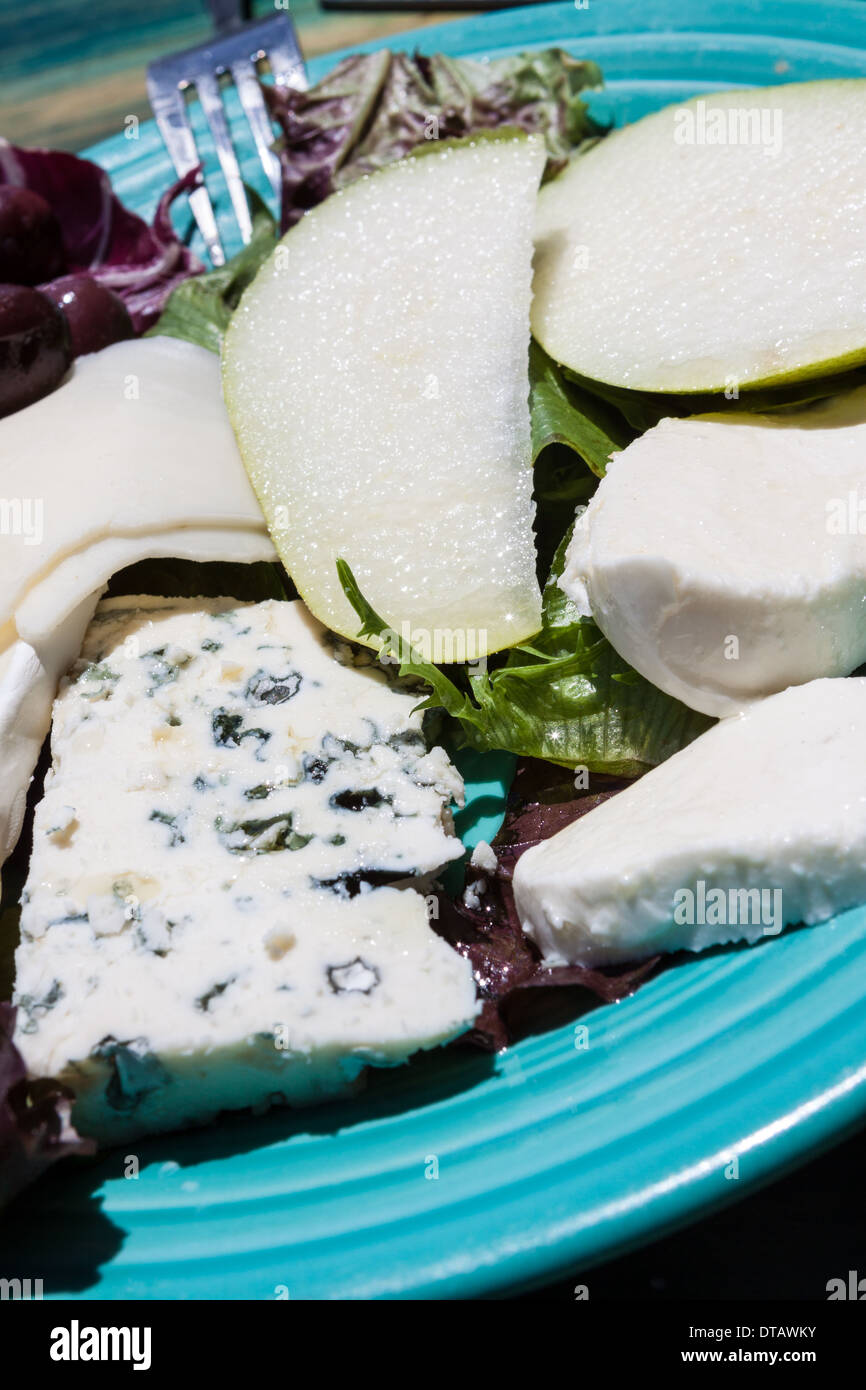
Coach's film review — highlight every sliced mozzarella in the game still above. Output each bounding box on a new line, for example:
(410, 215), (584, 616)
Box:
(0, 596), (98, 864)
(513, 678), (866, 967)
(0, 336), (270, 627)
(0, 516), (277, 866)
(14, 527), (277, 647)
(562, 389), (866, 717)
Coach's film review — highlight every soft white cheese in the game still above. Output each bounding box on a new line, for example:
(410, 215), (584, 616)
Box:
(14, 527), (276, 647)
(470, 840), (497, 873)
(0, 596), (98, 864)
(14, 596), (477, 1141)
(0, 336), (274, 632)
(562, 390), (866, 717)
(513, 678), (866, 966)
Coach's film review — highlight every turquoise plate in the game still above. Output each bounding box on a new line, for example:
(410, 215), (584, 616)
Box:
(6, 0), (866, 1300)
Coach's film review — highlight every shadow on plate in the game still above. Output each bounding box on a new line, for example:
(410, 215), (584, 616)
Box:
(0, 1039), (497, 1294)
(0, 915), (823, 1295)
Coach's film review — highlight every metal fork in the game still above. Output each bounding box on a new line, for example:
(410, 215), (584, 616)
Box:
(146, 0), (306, 266)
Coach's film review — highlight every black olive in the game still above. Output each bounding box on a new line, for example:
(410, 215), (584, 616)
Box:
(0, 186), (66, 285)
(43, 274), (134, 357)
(0, 283), (71, 418)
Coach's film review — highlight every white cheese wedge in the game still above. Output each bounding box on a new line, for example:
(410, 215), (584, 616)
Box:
(14, 595), (477, 1141)
(0, 335), (272, 629)
(513, 678), (866, 966)
(562, 389), (866, 717)
(0, 597), (98, 863)
(14, 527), (277, 646)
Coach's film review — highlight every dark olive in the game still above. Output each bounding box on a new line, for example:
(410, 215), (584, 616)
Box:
(0, 186), (66, 286)
(0, 284), (71, 418)
(43, 274), (134, 357)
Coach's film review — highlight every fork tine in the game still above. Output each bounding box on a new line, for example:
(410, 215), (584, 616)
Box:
(231, 58), (281, 198)
(148, 14), (308, 263)
(195, 70), (254, 245)
(146, 74), (226, 266)
(187, 181), (227, 268)
(267, 37), (308, 92)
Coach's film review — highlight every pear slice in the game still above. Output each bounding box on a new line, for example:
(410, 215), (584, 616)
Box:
(532, 80), (866, 394)
(222, 134), (546, 657)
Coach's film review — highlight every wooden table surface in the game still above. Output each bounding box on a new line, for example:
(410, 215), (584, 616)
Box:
(0, 0), (461, 152)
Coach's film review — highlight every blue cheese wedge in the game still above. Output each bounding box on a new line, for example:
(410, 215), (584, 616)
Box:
(14, 596), (477, 1141)
(513, 678), (866, 966)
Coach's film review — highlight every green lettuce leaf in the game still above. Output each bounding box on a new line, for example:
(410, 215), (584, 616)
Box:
(338, 538), (712, 778)
(147, 189), (278, 353)
(529, 340), (629, 475)
(562, 360), (866, 434)
(528, 343), (636, 576)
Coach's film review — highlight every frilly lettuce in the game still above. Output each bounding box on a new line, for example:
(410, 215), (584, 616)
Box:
(338, 534), (712, 779)
(530, 339), (629, 475)
(266, 48), (605, 231)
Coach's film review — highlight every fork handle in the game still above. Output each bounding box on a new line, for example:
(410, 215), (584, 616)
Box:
(206, 0), (250, 33)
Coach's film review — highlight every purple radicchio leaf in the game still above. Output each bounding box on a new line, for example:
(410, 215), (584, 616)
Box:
(0, 1002), (94, 1209)
(0, 142), (204, 331)
(435, 759), (660, 1050)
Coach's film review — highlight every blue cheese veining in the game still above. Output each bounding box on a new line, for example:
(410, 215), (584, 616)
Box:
(13, 596), (477, 1142)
